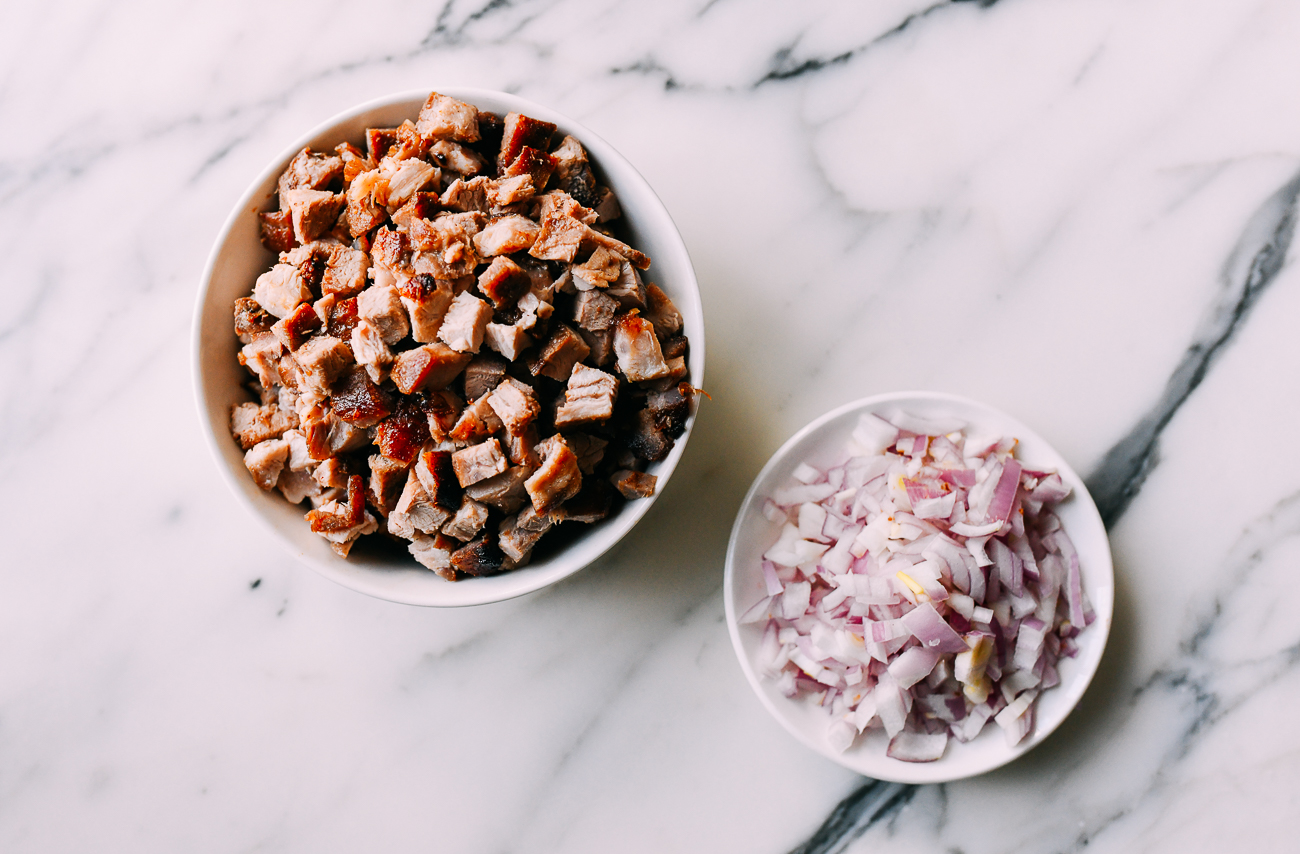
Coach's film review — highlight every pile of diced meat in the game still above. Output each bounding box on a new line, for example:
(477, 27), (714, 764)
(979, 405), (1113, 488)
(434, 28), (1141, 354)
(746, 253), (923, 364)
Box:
(230, 91), (695, 579)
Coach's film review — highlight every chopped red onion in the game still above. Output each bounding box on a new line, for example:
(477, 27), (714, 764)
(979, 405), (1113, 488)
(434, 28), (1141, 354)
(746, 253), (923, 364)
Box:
(751, 412), (1090, 759)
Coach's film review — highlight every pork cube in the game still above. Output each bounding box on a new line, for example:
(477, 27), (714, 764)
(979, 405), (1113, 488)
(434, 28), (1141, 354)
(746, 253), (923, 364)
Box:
(483, 322), (532, 361)
(272, 302), (323, 352)
(282, 188), (346, 245)
(437, 291), (491, 353)
(321, 244), (370, 298)
(462, 352), (508, 401)
(398, 273), (455, 343)
(502, 146), (557, 191)
(424, 389), (465, 441)
(369, 453), (410, 515)
(415, 449), (464, 512)
(571, 290), (618, 331)
(253, 264), (312, 319)
(497, 505), (555, 562)
(409, 531), (458, 579)
(645, 283), (684, 338)
(452, 438), (508, 487)
(388, 471), (454, 540)
(356, 283), (410, 345)
(439, 176), (492, 214)
(465, 465), (532, 514)
(612, 469), (658, 500)
(487, 174), (535, 206)
(282, 429), (315, 472)
(259, 210), (297, 253)
(417, 92), (480, 143)
(570, 246), (623, 291)
(628, 408), (674, 462)
(278, 467), (321, 505)
(430, 139), (488, 176)
(577, 327), (614, 367)
(550, 136), (588, 184)
(230, 401), (295, 450)
(473, 215), (540, 257)
(553, 481), (614, 524)
(329, 367), (394, 430)
(244, 437), (290, 490)
(476, 256), (530, 308)
(234, 297), (276, 344)
(539, 190), (597, 225)
(390, 192), (440, 230)
(606, 260), (646, 308)
(485, 377), (540, 433)
(503, 421), (540, 468)
(497, 112), (556, 172)
(391, 343), (472, 394)
(295, 335), (353, 396)
(443, 497), (490, 541)
(528, 212), (586, 263)
(312, 457), (349, 489)
(278, 147), (343, 198)
(375, 399), (431, 465)
(335, 141), (373, 183)
(585, 225), (649, 269)
(529, 324), (590, 382)
(647, 385), (691, 437)
(346, 169), (388, 237)
(565, 433), (608, 474)
(524, 435), (583, 514)
(613, 313), (669, 382)
(450, 536), (506, 577)
(554, 364), (618, 428)
(449, 394), (504, 443)
(409, 211), (484, 278)
(386, 158), (440, 209)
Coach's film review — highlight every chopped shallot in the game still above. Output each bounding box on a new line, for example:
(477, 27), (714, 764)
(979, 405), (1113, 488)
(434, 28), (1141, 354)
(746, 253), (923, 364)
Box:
(751, 412), (1092, 761)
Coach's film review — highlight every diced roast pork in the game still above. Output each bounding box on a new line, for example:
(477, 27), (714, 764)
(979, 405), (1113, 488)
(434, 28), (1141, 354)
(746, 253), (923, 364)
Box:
(231, 91), (696, 572)
(554, 365), (618, 428)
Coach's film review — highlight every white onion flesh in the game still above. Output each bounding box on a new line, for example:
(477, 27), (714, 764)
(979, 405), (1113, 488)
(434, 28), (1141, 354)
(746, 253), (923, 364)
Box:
(753, 413), (1094, 761)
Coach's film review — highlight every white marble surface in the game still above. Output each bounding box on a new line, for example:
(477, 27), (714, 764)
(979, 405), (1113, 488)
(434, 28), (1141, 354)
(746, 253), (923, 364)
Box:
(3, 0), (1299, 850)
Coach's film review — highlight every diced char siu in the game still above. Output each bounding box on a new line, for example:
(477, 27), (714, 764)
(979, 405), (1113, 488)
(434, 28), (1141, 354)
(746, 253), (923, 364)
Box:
(415, 449), (463, 512)
(313, 456), (349, 489)
(554, 364), (618, 428)
(409, 531), (458, 579)
(273, 303), (323, 352)
(295, 335), (353, 396)
(473, 215), (540, 257)
(449, 393), (504, 443)
(234, 297), (276, 344)
(430, 139), (488, 176)
(487, 174), (535, 206)
(437, 291), (492, 353)
(564, 433), (608, 475)
(231, 401), (296, 450)
(392, 343), (472, 394)
(577, 328), (614, 368)
(331, 365), (394, 428)
(502, 146), (557, 190)
(524, 434), (582, 514)
(243, 437), (290, 490)
(498, 112), (557, 173)
(408, 211), (484, 278)
(462, 352), (508, 401)
(486, 377), (540, 434)
(570, 246), (623, 291)
(571, 290), (617, 332)
(483, 322), (532, 361)
(326, 296), (361, 340)
(503, 421), (540, 468)
(306, 477), (378, 557)
(375, 398), (430, 465)
(259, 210), (297, 253)
(347, 169), (388, 236)
(423, 388), (464, 441)
(386, 158), (440, 209)
(388, 470), (454, 536)
(439, 176), (492, 214)
(528, 212), (587, 263)
(321, 244), (370, 298)
(335, 141), (373, 184)
(644, 283), (683, 339)
(539, 190), (598, 225)
(584, 227), (649, 270)
(417, 92), (481, 143)
(530, 325), (590, 382)
(611, 469), (658, 500)
(452, 438), (508, 487)
(391, 119), (431, 160)
(627, 409), (674, 462)
(365, 128), (399, 162)
(646, 385), (691, 438)
(477, 256), (530, 308)
(390, 192), (441, 230)
(443, 497), (490, 541)
(356, 283), (410, 345)
(497, 504), (554, 562)
(612, 313), (669, 382)
(282, 188), (346, 245)
(253, 264), (312, 319)
(465, 465), (531, 514)
(278, 148), (343, 199)
(399, 273), (455, 343)
(552, 480), (614, 523)
(450, 536), (506, 577)
(368, 453), (410, 515)
(606, 260), (646, 308)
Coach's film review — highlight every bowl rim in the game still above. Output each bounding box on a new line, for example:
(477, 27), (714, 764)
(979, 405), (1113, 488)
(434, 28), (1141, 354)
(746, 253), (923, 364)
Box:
(192, 88), (705, 607)
(723, 391), (1114, 783)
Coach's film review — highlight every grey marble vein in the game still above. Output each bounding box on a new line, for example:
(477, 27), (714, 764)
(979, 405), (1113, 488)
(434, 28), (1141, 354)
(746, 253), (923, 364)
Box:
(788, 780), (917, 854)
(1085, 169), (1300, 528)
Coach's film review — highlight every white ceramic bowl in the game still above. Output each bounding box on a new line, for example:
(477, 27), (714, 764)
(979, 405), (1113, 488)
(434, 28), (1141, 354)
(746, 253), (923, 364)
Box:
(724, 392), (1113, 783)
(193, 89), (704, 607)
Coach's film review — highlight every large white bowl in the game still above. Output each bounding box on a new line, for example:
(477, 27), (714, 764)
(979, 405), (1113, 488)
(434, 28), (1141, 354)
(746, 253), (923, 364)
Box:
(724, 392), (1113, 783)
(193, 89), (704, 607)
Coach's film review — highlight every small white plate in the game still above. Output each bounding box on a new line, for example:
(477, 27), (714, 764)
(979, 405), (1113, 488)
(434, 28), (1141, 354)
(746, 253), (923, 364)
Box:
(723, 392), (1114, 783)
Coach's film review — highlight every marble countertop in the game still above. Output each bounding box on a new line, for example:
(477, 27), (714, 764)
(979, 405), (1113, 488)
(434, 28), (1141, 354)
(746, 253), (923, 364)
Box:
(4, 0), (1298, 850)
